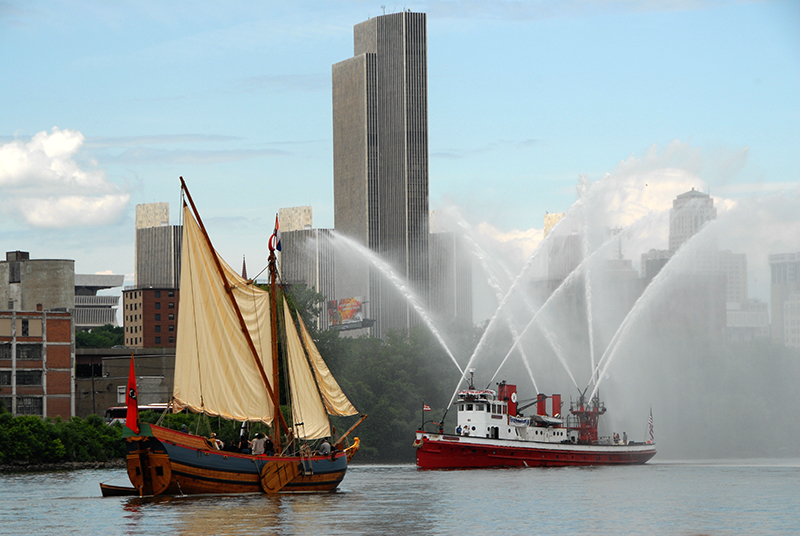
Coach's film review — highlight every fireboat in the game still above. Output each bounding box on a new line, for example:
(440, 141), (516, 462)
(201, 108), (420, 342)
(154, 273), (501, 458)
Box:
(414, 377), (656, 469)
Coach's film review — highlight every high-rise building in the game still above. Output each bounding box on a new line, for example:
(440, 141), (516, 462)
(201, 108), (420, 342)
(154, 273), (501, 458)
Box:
(668, 188), (717, 253)
(333, 11), (429, 336)
(769, 252), (800, 346)
(135, 203), (182, 289)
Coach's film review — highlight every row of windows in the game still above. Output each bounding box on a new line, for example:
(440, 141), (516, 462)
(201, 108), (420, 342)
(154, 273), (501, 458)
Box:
(0, 396), (43, 415)
(125, 300), (175, 311)
(126, 324), (174, 333)
(0, 370), (43, 386)
(460, 403), (507, 415)
(0, 344), (43, 360)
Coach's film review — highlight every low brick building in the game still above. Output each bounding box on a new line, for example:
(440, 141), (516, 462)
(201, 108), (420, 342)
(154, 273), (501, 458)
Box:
(0, 308), (74, 418)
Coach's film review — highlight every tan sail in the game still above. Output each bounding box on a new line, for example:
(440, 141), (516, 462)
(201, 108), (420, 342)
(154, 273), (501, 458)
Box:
(284, 300), (331, 439)
(297, 315), (358, 417)
(173, 205), (275, 424)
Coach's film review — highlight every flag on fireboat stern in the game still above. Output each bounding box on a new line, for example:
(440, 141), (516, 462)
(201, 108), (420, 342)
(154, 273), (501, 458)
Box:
(648, 407), (654, 444)
(126, 356), (139, 434)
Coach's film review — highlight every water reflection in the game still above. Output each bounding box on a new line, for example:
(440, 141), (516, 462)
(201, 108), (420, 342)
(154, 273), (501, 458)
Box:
(1, 464), (799, 535)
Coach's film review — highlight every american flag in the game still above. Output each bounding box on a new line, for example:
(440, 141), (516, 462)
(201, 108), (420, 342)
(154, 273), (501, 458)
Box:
(648, 408), (654, 443)
(423, 404), (431, 412)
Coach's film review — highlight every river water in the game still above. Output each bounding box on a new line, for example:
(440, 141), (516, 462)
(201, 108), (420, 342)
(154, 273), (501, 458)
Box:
(1, 461), (798, 535)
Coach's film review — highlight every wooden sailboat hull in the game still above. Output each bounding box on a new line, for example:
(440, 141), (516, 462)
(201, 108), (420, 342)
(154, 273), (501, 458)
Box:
(124, 424), (353, 496)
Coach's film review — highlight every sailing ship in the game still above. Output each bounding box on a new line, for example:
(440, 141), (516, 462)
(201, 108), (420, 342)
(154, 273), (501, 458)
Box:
(102, 178), (365, 496)
(414, 377), (655, 469)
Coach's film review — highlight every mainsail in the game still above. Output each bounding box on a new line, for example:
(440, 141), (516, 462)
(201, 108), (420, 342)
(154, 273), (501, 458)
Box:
(173, 204), (275, 423)
(173, 202), (358, 432)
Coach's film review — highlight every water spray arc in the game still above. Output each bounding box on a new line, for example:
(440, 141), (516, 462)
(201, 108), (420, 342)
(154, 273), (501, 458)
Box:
(587, 218), (723, 400)
(330, 232), (464, 375)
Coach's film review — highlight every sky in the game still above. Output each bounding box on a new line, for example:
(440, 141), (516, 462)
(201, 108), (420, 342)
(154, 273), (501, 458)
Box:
(1, 0), (799, 317)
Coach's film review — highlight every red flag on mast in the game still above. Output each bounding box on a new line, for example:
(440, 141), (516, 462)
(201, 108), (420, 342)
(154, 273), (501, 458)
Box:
(126, 356), (140, 434)
(423, 404), (431, 412)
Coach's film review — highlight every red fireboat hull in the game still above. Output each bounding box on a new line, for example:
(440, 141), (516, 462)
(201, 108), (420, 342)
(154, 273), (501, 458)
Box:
(414, 431), (656, 469)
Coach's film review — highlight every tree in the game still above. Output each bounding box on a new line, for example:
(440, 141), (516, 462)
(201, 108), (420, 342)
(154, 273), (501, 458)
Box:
(76, 324), (124, 348)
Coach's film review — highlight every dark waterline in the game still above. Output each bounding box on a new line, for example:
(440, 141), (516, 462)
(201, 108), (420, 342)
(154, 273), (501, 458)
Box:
(2, 461), (798, 535)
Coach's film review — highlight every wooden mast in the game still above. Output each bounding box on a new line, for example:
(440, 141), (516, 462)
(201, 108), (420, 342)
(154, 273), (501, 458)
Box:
(267, 246), (282, 452)
(179, 177), (290, 441)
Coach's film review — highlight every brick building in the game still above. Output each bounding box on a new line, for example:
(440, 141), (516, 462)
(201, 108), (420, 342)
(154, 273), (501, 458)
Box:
(122, 288), (179, 348)
(0, 308), (74, 418)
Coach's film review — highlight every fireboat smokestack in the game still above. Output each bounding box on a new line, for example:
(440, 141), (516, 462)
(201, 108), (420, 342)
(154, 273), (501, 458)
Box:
(537, 393), (547, 416)
(552, 394), (561, 419)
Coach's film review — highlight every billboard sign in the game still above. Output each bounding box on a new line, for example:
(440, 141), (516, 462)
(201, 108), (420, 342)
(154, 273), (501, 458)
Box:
(327, 296), (363, 326)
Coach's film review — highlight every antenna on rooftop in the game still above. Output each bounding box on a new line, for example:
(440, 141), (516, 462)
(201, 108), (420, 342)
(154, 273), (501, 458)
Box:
(381, 5), (386, 15)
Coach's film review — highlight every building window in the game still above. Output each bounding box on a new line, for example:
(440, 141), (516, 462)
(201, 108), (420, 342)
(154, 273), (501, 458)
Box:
(155, 314), (161, 321)
(9, 262), (21, 283)
(117, 386), (126, 404)
(7, 300), (13, 309)
(17, 344), (43, 360)
(155, 325), (161, 333)
(21, 319), (29, 337)
(168, 325), (174, 332)
(16, 396), (43, 416)
(168, 291), (174, 297)
(0, 371), (10, 386)
(155, 303), (161, 310)
(0, 344), (10, 359)
(16, 370), (42, 385)
(155, 291), (161, 298)
(168, 314), (174, 321)
(155, 336), (161, 345)
(168, 337), (174, 344)
(168, 303), (174, 309)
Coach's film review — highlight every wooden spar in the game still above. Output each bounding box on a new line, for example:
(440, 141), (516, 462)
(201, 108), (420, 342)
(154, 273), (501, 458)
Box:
(267, 247), (281, 452)
(179, 177), (290, 439)
(332, 414), (368, 450)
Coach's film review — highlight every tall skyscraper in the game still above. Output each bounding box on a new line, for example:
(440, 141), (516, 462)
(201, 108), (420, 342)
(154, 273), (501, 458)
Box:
(668, 188), (717, 253)
(135, 203), (182, 289)
(769, 252), (800, 346)
(333, 11), (429, 336)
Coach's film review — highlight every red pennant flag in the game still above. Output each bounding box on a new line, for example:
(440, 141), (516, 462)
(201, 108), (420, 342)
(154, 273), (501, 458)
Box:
(126, 356), (139, 434)
(423, 404), (432, 412)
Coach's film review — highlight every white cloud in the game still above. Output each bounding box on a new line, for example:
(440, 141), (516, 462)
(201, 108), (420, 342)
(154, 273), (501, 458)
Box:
(476, 221), (544, 265)
(0, 127), (130, 228)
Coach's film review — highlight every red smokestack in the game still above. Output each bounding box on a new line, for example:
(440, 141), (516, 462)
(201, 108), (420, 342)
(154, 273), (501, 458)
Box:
(552, 394), (561, 420)
(498, 382), (517, 416)
(537, 393), (547, 416)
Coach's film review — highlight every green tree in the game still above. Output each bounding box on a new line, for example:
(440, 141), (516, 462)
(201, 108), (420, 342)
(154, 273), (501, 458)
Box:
(76, 324), (124, 348)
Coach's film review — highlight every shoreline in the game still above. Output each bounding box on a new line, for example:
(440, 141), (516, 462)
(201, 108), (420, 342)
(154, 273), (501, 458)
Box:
(0, 458), (126, 474)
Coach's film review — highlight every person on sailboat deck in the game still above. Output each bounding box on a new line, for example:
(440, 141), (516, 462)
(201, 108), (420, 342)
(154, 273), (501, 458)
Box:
(320, 439), (331, 456)
(251, 433), (267, 455)
(180, 425), (188, 433)
(209, 433), (223, 450)
(264, 435), (274, 455)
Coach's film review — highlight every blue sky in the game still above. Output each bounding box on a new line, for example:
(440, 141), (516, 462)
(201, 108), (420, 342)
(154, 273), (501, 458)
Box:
(1, 0), (798, 310)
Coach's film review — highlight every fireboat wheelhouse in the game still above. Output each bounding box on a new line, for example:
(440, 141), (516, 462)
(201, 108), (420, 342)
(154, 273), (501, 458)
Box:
(414, 379), (656, 469)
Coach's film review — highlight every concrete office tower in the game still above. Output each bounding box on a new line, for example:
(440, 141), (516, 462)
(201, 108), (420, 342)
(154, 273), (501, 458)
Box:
(769, 252), (800, 346)
(135, 203), (182, 289)
(669, 188), (717, 253)
(333, 11), (429, 336)
(279, 206), (313, 232)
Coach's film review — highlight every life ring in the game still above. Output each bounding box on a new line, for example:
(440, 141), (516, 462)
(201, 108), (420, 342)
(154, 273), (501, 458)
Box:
(511, 392), (517, 403)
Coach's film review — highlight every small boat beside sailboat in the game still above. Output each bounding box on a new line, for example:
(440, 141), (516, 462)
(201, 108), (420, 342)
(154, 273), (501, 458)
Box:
(103, 178), (365, 497)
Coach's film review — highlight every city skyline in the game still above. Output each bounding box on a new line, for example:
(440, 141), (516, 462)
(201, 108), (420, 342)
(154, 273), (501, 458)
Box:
(1, 1), (799, 321)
